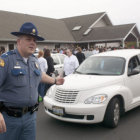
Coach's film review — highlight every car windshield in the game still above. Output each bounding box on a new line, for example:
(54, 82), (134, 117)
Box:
(76, 56), (125, 75)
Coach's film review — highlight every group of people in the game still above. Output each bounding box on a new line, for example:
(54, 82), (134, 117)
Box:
(37, 46), (86, 98)
(52, 46), (120, 56)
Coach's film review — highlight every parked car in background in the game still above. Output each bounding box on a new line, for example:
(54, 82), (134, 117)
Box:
(44, 49), (140, 128)
(34, 48), (39, 57)
(34, 49), (66, 77)
(51, 53), (66, 77)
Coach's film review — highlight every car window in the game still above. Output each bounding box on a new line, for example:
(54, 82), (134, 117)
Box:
(128, 56), (140, 74)
(52, 55), (60, 65)
(76, 56), (125, 75)
(59, 55), (65, 64)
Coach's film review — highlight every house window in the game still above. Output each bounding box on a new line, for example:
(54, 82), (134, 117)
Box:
(8, 44), (14, 51)
(72, 26), (82, 31)
(55, 44), (60, 49)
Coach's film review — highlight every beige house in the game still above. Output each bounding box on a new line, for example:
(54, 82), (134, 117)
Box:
(0, 10), (139, 51)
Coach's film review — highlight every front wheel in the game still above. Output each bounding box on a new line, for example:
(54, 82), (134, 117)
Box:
(103, 98), (120, 128)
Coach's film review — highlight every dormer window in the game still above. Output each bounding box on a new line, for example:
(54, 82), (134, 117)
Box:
(83, 28), (92, 35)
(72, 26), (82, 31)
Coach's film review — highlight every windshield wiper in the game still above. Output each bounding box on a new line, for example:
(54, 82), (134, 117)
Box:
(86, 73), (103, 75)
(75, 71), (84, 74)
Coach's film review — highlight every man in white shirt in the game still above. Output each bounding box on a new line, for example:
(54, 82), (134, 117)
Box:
(92, 47), (99, 55)
(64, 49), (79, 76)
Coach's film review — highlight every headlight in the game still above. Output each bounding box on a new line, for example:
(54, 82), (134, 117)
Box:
(84, 94), (108, 104)
(46, 85), (56, 98)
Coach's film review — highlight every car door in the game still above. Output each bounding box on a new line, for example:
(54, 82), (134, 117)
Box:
(125, 55), (140, 101)
(52, 54), (62, 76)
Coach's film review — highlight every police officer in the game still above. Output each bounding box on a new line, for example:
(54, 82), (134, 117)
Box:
(0, 22), (64, 140)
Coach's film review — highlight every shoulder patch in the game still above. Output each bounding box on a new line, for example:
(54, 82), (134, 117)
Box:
(0, 58), (5, 67)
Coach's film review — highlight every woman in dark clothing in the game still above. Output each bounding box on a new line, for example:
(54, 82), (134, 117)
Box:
(76, 47), (85, 64)
(44, 49), (55, 76)
(44, 49), (55, 92)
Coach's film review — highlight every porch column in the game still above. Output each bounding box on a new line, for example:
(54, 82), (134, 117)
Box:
(88, 43), (90, 49)
(122, 39), (125, 48)
(136, 38), (139, 48)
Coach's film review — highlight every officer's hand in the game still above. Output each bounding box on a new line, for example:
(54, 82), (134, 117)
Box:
(0, 112), (6, 133)
(55, 77), (64, 85)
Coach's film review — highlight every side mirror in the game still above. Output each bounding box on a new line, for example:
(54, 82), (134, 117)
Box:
(128, 70), (140, 76)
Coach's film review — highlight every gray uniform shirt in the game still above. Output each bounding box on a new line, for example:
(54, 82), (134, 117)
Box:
(0, 49), (42, 107)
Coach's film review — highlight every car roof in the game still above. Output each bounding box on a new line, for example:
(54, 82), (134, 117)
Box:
(91, 49), (140, 59)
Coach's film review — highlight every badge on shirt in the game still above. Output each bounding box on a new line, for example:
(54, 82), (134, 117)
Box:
(35, 62), (39, 69)
(14, 62), (21, 69)
(0, 58), (5, 67)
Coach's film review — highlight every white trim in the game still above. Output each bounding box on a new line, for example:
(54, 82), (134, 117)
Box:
(131, 32), (138, 40)
(83, 28), (92, 35)
(131, 32), (139, 48)
(38, 40), (76, 43)
(89, 12), (106, 29)
(0, 39), (16, 41)
(123, 25), (140, 48)
(78, 38), (123, 43)
(135, 25), (140, 38)
(0, 39), (76, 43)
(124, 24), (136, 40)
(83, 13), (106, 35)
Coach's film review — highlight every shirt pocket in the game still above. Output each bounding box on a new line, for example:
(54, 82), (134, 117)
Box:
(33, 69), (41, 87)
(10, 68), (27, 87)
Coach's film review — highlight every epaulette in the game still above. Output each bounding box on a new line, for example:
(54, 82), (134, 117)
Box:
(1, 50), (15, 58)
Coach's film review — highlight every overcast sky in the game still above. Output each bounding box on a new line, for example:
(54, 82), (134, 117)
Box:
(0, 0), (140, 31)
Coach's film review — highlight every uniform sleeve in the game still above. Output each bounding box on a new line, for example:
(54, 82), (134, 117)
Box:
(0, 57), (8, 87)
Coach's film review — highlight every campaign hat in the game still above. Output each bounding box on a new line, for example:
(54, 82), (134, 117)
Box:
(11, 22), (44, 41)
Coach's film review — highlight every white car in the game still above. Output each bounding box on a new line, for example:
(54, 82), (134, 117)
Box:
(44, 49), (140, 128)
(51, 53), (66, 77)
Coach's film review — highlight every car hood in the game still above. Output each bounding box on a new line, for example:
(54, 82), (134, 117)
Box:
(58, 74), (124, 91)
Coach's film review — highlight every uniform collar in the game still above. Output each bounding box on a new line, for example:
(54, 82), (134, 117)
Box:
(29, 55), (36, 62)
(15, 49), (24, 61)
(15, 49), (35, 63)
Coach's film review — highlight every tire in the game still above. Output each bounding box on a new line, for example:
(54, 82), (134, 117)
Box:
(103, 98), (120, 128)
